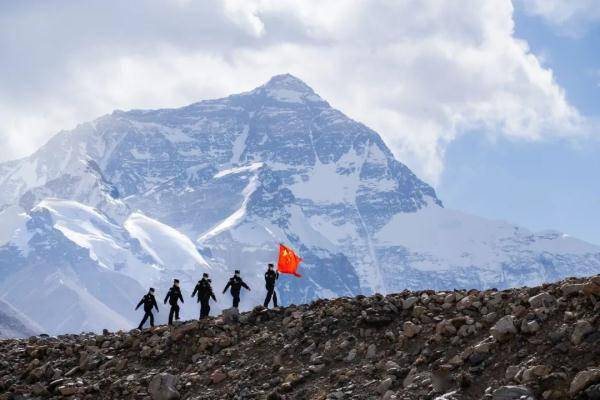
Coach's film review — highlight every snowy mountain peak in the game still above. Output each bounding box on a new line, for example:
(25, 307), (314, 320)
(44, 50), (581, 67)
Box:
(245, 73), (325, 104)
(0, 76), (600, 336)
(264, 74), (314, 92)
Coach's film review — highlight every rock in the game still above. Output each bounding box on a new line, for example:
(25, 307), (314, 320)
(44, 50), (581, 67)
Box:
(528, 292), (556, 308)
(585, 383), (600, 399)
(171, 322), (197, 341)
(210, 370), (227, 384)
(492, 385), (534, 400)
(58, 384), (79, 396)
(402, 297), (418, 309)
(570, 368), (600, 396)
(521, 320), (540, 334)
(456, 296), (473, 310)
(403, 321), (421, 338)
(571, 320), (593, 345)
(345, 348), (357, 362)
(222, 308), (240, 324)
(505, 366), (520, 381)
(377, 377), (394, 394)
(366, 344), (377, 359)
(490, 316), (517, 342)
(522, 365), (551, 382)
(149, 373), (180, 400)
(561, 283), (586, 296)
(31, 382), (48, 395)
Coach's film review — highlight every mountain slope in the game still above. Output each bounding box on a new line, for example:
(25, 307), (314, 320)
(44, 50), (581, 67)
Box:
(0, 74), (598, 335)
(2, 275), (600, 399)
(0, 298), (42, 339)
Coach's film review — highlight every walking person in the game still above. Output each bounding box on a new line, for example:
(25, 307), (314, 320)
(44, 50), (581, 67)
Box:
(222, 270), (250, 308)
(135, 287), (159, 330)
(263, 263), (279, 308)
(164, 279), (184, 325)
(191, 273), (217, 319)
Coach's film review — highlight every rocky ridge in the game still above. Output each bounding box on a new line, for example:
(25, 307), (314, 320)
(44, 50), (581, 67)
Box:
(3, 275), (600, 399)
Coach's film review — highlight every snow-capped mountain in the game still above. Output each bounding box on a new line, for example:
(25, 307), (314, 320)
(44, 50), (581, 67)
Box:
(0, 298), (41, 339)
(0, 74), (599, 335)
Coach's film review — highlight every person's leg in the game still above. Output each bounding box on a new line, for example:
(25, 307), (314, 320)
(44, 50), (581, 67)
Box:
(138, 313), (148, 329)
(168, 306), (175, 325)
(233, 293), (240, 308)
(199, 300), (205, 318)
(149, 311), (155, 327)
(263, 287), (273, 307)
(206, 302), (210, 317)
(273, 290), (278, 308)
(175, 304), (180, 320)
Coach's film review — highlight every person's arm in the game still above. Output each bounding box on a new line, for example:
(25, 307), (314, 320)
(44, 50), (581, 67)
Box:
(153, 297), (159, 312)
(135, 298), (144, 310)
(276, 272), (279, 280)
(211, 290), (217, 302)
(191, 284), (198, 298)
(242, 280), (251, 291)
(222, 281), (231, 294)
(178, 290), (184, 303)
(164, 291), (170, 304)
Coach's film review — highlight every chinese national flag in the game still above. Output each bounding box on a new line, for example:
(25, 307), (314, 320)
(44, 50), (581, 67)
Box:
(277, 244), (303, 277)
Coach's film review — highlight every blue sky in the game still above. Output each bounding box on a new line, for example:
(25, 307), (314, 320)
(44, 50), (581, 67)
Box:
(439, 5), (600, 245)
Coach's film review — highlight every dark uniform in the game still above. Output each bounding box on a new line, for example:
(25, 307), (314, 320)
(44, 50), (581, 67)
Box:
(222, 272), (250, 308)
(263, 267), (279, 308)
(136, 290), (159, 329)
(192, 277), (217, 319)
(164, 282), (184, 325)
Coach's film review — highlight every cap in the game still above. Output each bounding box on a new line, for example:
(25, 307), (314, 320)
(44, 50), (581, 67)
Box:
(149, 287), (155, 292)
(174, 279), (180, 284)
(203, 273), (209, 278)
(268, 263), (274, 268)
(234, 270), (240, 274)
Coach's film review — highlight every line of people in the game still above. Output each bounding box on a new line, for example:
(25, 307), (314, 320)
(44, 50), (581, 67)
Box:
(135, 264), (279, 330)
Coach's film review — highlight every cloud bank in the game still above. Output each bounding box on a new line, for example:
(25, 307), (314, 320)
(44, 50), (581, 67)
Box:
(0, 0), (584, 183)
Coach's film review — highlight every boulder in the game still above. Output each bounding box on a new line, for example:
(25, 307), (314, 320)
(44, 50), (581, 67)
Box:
(528, 292), (556, 308)
(149, 373), (180, 400)
(222, 308), (240, 324)
(490, 316), (517, 342)
(492, 385), (534, 400)
(171, 322), (197, 341)
(403, 321), (421, 338)
(571, 320), (593, 345)
(570, 369), (600, 396)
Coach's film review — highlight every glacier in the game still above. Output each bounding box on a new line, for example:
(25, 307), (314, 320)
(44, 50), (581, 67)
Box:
(0, 73), (599, 335)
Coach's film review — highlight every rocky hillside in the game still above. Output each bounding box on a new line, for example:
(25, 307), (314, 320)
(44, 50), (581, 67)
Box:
(3, 275), (600, 400)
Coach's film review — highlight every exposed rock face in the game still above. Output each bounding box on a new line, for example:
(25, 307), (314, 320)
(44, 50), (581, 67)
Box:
(2, 275), (600, 399)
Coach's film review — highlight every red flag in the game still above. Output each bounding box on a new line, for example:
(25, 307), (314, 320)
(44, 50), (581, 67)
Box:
(277, 244), (303, 277)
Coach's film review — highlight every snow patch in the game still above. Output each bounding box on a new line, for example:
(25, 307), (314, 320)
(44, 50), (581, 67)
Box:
(125, 212), (210, 271)
(214, 162), (263, 179)
(198, 172), (260, 242)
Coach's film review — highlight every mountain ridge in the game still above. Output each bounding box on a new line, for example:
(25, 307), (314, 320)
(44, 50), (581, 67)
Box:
(2, 274), (600, 399)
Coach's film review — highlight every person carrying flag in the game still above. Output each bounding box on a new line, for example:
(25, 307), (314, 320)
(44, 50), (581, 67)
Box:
(135, 287), (159, 330)
(191, 273), (217, 319)
(263, 263), (279, 308)
(222, 270), (250, 308)
(164, 279), (184, 325)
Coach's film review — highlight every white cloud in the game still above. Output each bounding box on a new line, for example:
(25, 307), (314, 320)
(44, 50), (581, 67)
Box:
(520, 0), (600, 37)
(0, 0), (585, 184)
